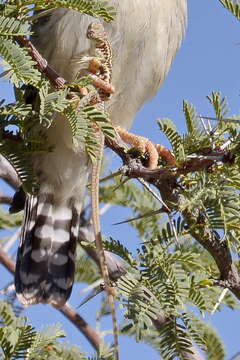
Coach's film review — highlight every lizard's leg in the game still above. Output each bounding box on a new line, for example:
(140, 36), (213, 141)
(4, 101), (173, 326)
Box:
(115, 126), (177, 168)
(66, 55), (115, 110)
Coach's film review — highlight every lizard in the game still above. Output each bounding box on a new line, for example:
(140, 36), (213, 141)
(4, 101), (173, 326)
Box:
(85, 21), (119, 360)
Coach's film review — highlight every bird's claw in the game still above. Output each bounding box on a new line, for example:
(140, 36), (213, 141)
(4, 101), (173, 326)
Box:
(115, 127), (177, 168)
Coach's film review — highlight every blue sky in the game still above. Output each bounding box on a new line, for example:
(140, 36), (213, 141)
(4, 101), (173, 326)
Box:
(132, 1), (240, 358)
(1, 0), (240, 359)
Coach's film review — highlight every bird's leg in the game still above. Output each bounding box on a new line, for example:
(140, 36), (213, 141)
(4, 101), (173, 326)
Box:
(115, 126), (177, 168)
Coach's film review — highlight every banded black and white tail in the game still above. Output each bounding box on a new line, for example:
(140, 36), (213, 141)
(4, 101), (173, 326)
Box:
(15, 193), (80, 307)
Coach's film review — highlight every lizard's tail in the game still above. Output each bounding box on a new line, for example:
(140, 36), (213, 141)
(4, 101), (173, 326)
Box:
(15, 193), (81, 307)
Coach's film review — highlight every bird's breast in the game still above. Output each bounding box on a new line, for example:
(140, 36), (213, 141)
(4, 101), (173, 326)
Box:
(32, 0), (187, 129)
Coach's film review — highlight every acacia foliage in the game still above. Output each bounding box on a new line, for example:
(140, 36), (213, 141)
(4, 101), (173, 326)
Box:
(0, 0), (115, 193)
(0, 0), (240, 359)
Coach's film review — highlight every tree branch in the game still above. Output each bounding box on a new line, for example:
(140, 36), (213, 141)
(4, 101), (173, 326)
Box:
(0, 247), (15, 275)
(105, 136), (240, 301)
(16, 36), (66, 90)
(16, 36), (115, 95)
(0, 155), (20, 189)
(182, 206), (240, 299)
(0, 193), (13, 205)
(60, 303), (101, 351)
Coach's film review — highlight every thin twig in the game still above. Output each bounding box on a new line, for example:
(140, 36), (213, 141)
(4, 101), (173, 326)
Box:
(168, 213), (180, 247)
(16, 36), (66, 90)
(219, 139), (232, 151)
(139, 177), (179, 247)
(200, 116), (211, 136)
(99, 170), (122, 183)
(0, 193), (13, 205)
(201, 116), (240, 123)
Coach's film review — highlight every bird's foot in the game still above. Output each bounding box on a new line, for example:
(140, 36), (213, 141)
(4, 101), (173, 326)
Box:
(115, 126), (177, 168)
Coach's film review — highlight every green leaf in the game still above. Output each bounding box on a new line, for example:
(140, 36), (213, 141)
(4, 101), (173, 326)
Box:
(158, 118), (185, 161)
(0, 15), (30, 36)
(219, 0), (240, 20)
(0, 37), (41, 86)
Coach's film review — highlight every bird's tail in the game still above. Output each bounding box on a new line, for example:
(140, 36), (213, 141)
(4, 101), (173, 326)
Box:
(15, 192), (81, 307)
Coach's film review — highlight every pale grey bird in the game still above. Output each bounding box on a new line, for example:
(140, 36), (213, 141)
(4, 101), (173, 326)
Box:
(15, 0), (187, 307)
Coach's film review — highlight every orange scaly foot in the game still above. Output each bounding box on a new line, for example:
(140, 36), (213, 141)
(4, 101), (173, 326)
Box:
(115, 127), (176, 168)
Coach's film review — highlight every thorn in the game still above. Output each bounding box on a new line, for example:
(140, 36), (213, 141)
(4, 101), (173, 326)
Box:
(77, 283), (105, 308)
(87, 170), (122, 188)
(201, 116), (240, 124)
(99, 170), (122, 183)
(113, 208), (162, 225)
(138, 178), (171, 212)
(112, 177), (130, 192)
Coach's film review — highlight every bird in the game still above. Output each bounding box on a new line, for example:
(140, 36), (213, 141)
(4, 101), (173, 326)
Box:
(15, 0), (187, 307)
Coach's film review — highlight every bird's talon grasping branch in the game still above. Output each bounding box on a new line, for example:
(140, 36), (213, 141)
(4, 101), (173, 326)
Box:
(155, 144), (177, 166)
(115, 126), (177, 169)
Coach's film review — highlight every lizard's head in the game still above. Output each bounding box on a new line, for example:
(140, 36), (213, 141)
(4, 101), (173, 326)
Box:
(87, 21), (107, 42)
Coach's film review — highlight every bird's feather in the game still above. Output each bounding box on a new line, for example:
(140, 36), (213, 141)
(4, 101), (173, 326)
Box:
(15, 194), (79, 307)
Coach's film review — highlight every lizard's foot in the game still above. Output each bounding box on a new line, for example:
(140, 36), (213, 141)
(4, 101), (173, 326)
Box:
(68, 89), (102, 110)
(67, 54), (114, 109)
(67, 88), (89, 109)
(77, 55), (115, 99)
(115, 126), (176, 168)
